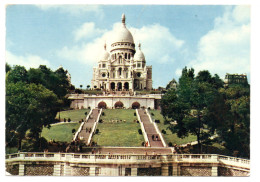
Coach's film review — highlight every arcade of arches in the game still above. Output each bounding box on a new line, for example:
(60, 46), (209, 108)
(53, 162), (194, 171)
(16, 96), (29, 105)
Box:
(97, 101), (142, 109)
(110, 82), (130, 91)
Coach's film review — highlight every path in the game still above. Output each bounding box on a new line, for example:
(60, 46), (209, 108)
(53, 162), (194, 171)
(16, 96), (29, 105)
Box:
(137, 109), (164, 147)
(77, 109), (100, 144)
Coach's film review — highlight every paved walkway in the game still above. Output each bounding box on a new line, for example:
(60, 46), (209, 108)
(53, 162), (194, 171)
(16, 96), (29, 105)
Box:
(77, 109), (100, 144)
(137, 109), (164, 147)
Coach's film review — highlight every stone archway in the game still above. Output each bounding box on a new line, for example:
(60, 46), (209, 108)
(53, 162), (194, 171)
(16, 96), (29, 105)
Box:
(114, 101), (124, 108)
(124, 82), (129, 90)
(98, 101), (107, 109)
(132, 102), (140, 109)
(117, 82), (122, 91)
(111, 82), (115, 90)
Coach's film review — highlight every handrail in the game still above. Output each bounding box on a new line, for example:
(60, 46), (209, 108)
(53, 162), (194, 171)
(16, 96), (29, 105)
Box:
(5, 152), (250, 169)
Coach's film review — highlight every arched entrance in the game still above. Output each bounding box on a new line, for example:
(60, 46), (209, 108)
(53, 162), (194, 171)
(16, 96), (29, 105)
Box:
(124, 82), (129, 90)
(114, 101), (124, 108)
(98, 101), (107, 109)
(117, 82), (122, 91)
(132, 102), (140, 109)
(111, 82), (115, 90)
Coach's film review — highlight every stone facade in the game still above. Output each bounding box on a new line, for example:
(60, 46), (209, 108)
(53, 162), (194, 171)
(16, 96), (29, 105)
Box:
(6, 153), (250, 176)
(91, 14), (152, 91)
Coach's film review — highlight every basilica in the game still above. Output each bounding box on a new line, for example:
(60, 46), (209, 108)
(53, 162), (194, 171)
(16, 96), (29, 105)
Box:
(69, 14), (160, 109)
(91, 14), (152, 92)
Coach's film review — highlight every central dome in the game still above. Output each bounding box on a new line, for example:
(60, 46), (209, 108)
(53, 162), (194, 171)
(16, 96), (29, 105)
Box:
(112, 14), (134, 44)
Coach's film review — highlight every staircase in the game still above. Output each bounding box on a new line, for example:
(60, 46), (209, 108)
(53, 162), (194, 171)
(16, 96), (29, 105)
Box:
(137, 109), (164, 147)
(77, 109), (101, 144)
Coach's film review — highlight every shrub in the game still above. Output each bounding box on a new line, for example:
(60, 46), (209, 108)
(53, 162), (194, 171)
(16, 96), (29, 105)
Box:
(162, 129), (166, 134)
(88, 107), (91, 109)
(148, 107), (151, 110)
(95, 129), (99, 134)
(138, 129), (142, 135)
(64, 118), (66, 122)
(72, 129), (76, 133)
(151, 113), (154, 116)
(134, 113), (136, 116)
(68, 118), (71, 122)
(99, 119), (103, 123)
(168, 142), (173, 147)
(85, 112), (88, 115)
(155, 119), (160, 123)
(102, 112), (105, 116)
(137, 120), (139, 123)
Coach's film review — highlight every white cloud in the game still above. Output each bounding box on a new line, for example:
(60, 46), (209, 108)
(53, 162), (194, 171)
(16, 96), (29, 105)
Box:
(57, 21), (185, 66)
(189, 5), (250, 79)
(35, 5), (103, 16)
(73, 22), (106, 42)
(6, 51), (51, 69)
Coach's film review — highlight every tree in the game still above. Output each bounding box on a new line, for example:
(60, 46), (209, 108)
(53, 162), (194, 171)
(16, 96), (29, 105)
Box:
(6, 82), (59, 150)
(206, 84), (250, 158)
(6, 63), (11, 73)
(161, 67), (221, 153)
(6, 65), (28, 83)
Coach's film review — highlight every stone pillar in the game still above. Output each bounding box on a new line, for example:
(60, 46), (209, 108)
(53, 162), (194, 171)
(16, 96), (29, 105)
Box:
(211, 166), (218, 176)
(19, 164), (24, 176)
(172, 163), (179, 176)
(161, 164), (169, 176)
(131, 168), (138, 176)
(64, 163), (71, 176)
(89, 167), (96, 176)
(53, 164), (61, 176)
(122, 167), (125, 176)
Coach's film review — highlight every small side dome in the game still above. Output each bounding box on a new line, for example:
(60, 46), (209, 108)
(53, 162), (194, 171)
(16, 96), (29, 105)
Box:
(99, 43), (110, 61)
(134, 43), (145, 61)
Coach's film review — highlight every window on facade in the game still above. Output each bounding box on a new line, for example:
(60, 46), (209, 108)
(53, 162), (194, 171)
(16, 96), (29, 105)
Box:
(128, 53), (130, 59)
(102, 73), (106, 77)
(137, 63), (141, 67)
(137, 72), (141, 77)
(99, 64), (101, 68)
(102, 64), (106, 68)
(125, 53), (127, 59)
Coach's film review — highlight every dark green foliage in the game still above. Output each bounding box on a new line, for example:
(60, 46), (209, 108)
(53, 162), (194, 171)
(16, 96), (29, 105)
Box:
(68, 118), (71, 122)
(168, 142), (173, 147)
(64, 118), (66, 122)
(134, 113), (136, 116)
(102, 112), (105, 116)
(138, 129), (142, 135)
(162, 129), (166, 134)
(155, 119), (160, 123)
(85, 112), (88, 115)
(95, 129), (99, 134)
(72, 129), (76, 133)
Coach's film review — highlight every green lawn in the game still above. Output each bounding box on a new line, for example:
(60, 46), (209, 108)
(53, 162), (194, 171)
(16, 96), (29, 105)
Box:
(149, 110), (197, 145)
(41, 123), (81, 142)
(92, 109), (144, 147)
(56, 109), (90, 122)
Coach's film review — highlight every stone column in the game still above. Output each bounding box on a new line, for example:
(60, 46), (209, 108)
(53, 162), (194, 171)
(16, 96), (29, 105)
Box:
(18, 163), (24, 176)
(211, 166), (218, 176)
(161, 164), (169, 176)
(53, 164), (61, 176)
(172, 163), (179, 176)
(89, 167), (96, 176)
(122, 167), (125, 176)
(131, 168), (138, 176)
(64, 163), (71, 176)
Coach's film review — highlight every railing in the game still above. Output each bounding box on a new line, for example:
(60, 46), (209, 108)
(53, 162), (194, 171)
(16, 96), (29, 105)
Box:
(146, 109), (167, 147)
(136, 109), (150, 147)
(87, 109), (102, 145)
(5, 152), (250, 169)
(73, 108), (93, 141)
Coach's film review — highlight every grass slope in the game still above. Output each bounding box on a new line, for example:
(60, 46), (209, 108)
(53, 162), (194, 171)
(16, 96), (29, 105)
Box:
(92, 109), (144, 147)
(41, 123), (81, 142)
(56, 109), (90, 122)
(149, 110), (197, 145)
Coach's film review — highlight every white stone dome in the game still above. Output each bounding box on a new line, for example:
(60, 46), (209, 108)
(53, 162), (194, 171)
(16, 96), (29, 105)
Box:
(112, 14), (134, 44)
(134, 43), (145, 61)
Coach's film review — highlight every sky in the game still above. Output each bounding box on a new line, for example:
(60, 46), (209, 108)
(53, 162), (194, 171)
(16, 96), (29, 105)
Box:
(5, 4), (251, 89)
